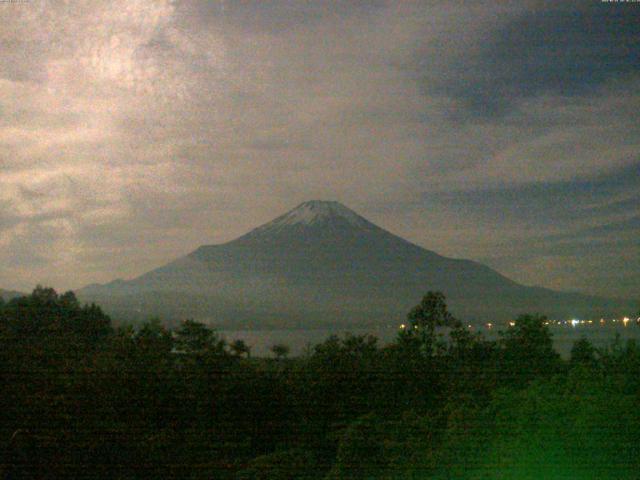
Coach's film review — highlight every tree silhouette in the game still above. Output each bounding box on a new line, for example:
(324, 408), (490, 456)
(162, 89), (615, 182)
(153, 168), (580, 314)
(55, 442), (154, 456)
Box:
(405, 291), (457, 356)
(174, 319), (226, 355)
(1, 285), (638, 478)
(499, 313), (560, 386)
(570, 336), (596, 366)
(230, 339), (251, 358)
(271, 343), (290, 360)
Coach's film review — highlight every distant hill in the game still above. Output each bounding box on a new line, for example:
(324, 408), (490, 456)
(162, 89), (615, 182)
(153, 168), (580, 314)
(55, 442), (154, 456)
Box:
(78, 201), (635, 327)
(0, 289), (25, 301)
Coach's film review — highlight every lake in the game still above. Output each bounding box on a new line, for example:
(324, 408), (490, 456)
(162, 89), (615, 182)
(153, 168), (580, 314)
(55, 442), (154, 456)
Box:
(220, 324), (640, 358)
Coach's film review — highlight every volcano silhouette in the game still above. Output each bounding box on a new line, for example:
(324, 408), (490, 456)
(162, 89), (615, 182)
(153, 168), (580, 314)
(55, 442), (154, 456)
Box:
(79, 201), (631, 327)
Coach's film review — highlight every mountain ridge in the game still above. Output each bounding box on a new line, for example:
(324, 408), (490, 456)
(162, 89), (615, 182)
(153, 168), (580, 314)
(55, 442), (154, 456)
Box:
(0, 289), (25, 301)
(78, 201), (635, 326)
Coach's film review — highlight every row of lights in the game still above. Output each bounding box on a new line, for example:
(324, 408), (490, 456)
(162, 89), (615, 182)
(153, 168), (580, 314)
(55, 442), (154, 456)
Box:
(564, 317), (637, 327)
(399, 317), (639, 330)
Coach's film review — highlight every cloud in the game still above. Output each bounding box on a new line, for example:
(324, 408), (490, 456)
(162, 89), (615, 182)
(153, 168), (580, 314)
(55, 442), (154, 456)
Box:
(418, 2), (640, 116)
(0, 0), (637, 299)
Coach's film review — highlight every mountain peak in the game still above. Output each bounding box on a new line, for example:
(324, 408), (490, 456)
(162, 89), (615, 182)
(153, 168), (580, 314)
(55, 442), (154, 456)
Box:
(271, 200), (369, 226)
(246, 200), (374, 237)
(290, 200), (363, 222)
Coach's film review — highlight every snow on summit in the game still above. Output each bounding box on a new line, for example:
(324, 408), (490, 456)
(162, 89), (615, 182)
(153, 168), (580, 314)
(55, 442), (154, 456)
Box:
(279, 201), (368, 226)
(251, 201), (372, 235)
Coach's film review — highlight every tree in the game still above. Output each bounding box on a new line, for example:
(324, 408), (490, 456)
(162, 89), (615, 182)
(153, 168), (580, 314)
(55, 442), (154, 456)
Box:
(499, 314), (560, 386)
(136, 317), (173, 355)
(271, 343), (290, 360)
(404, 291), (457, 356)
(467, 375), (640, 480)
(31, 285), (58, 303)
(304, 334), (383, 423)
(570, 336), (596, 366)
(0, 286), (112, 347)
(174, 319), (226, 355)
(230, 339), (251, 358)
(237, 449), (319, 480)
(327, 414), (387, 479)
(59, 290), (80, 309)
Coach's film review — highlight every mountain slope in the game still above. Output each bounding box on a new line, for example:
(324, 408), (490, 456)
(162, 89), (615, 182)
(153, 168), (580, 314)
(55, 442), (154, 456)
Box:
(0, 289), (24, 302)
(78, 201), (634, 327)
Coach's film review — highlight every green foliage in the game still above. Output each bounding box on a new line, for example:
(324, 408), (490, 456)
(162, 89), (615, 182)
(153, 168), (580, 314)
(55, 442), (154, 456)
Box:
(297, 334), (385, 429)
(570, 336), (596, 366)
(175, 318), (227, 355)
(1, 288), (638, 479)
(498, 313), (561, 386)
(327, 412), (442, 479)
(480, 378), (640, 479)
(405, 291), (457, 356)
(271, 343), (290, 359)
(237, 449), (320, 480)
(327, 413), (388, 479)
(0, 286), (112, 347)
(231, 339), (252, 358)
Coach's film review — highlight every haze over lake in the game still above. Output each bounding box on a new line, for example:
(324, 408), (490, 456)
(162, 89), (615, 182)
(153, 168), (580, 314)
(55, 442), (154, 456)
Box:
(221, 324), (640, 358)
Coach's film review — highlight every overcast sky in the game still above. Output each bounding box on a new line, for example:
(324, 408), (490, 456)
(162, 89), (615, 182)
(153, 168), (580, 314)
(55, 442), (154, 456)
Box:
(0, 0), (638, 299)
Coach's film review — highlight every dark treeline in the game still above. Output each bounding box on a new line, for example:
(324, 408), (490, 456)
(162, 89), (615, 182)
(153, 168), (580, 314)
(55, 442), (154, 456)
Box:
(1, 287), (639, 479)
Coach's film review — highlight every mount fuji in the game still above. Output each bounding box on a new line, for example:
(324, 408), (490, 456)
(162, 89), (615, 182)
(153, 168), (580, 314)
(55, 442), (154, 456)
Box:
(78, 201), (632, 327)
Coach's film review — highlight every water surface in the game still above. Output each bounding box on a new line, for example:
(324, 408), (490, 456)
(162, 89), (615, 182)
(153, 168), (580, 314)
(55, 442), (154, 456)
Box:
(220, 324), (640, 358)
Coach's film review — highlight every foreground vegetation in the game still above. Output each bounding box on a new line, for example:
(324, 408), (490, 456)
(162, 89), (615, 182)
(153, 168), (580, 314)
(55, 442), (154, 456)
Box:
(1, 287), (639, 479)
